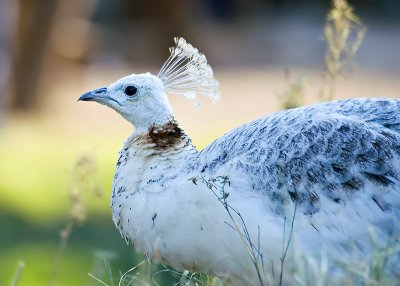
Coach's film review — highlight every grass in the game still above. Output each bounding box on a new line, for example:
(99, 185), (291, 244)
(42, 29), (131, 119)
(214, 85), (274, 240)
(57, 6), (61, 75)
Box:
(88, 259), (228, 286)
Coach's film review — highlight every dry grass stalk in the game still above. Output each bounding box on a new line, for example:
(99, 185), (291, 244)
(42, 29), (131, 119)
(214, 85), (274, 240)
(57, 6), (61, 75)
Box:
(50, 153), (102, 285)
(321, 0), (366, 101)
(279, 69), (307, 110)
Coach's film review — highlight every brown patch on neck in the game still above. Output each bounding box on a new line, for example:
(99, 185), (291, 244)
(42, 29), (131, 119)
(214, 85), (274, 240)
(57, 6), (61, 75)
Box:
(143, 120), (186, 150)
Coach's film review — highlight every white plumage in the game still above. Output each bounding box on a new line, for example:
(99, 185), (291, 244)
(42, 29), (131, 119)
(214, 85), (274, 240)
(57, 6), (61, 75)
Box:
(79, 38), (400, 285)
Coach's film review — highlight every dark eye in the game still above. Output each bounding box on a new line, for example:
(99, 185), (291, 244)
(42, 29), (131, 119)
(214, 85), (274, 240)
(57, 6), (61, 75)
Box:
(124, 85), (138, 96)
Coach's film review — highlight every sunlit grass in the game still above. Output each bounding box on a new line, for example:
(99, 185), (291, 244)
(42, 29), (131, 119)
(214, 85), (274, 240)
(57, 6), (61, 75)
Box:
(0, 120), (117, 223)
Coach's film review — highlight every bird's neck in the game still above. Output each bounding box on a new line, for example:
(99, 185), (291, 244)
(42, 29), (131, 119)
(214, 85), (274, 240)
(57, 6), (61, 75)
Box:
(128, 119), (196, 154)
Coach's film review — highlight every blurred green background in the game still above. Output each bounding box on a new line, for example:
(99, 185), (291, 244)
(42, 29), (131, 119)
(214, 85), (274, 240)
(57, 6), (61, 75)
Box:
(0, 0), (399, 285)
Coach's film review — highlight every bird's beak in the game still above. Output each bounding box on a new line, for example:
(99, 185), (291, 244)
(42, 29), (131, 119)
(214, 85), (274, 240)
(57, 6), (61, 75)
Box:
(78, 87), (108, 102)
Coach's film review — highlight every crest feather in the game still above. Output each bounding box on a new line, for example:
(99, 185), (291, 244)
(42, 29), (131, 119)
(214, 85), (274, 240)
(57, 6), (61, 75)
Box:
(157, 37), (220, 103)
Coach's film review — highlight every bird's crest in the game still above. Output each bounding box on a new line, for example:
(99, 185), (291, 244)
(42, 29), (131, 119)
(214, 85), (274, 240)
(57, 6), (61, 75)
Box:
(157, 37), (220, 103)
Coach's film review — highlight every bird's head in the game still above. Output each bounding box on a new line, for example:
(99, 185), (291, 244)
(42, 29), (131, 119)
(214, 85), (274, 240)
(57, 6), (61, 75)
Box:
(79, 73), (171, 133)
(79, 38), (219, 134)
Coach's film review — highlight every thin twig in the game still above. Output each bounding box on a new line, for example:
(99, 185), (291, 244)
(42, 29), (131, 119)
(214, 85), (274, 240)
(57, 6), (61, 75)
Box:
(278, 202), (297, 286)
(193, 176), (265, 286)
(50, 219), (75, 285)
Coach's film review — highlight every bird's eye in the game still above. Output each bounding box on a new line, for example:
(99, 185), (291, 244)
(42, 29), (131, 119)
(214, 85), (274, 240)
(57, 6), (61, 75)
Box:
(124, 86), (138, 96)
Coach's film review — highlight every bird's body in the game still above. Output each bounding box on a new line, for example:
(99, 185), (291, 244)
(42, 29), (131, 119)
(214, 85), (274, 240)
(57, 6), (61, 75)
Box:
(111, 98), (400, 284)
(80, 38), (400, 285)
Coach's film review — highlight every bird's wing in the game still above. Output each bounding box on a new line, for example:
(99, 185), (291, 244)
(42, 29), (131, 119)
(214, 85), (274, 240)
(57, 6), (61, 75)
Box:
(192, 98), (400, 220)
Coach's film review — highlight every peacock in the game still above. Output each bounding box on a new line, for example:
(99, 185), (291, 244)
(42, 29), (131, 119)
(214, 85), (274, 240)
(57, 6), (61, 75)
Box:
(79, 37), (400, 285)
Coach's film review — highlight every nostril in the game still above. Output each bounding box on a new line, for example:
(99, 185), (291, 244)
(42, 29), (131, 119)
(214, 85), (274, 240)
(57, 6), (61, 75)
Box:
(95, 87), (107, 94)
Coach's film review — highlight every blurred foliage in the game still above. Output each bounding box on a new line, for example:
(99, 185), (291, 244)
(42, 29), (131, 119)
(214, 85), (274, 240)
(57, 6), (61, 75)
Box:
(4, 0), (399, 112)
(279, 0), (366, 109)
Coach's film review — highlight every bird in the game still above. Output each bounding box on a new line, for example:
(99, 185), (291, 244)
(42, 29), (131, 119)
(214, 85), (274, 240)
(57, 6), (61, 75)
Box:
(79, 37), (400, 285)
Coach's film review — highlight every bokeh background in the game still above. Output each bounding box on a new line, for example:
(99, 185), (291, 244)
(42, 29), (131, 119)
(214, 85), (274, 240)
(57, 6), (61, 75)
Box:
(0, 0), (399, 285)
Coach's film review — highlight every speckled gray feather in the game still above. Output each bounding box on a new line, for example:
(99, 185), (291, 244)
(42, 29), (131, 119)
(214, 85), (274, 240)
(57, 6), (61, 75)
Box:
(191, 98), (400, 219)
